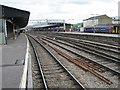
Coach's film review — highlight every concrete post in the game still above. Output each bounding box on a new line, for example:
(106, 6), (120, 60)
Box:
(0, 5), (2, 90)
(13, 26), (16, 39)
(118, 1), (120, 24)
(0, 5), (3, 45)
(0, 19), (7, 45)
(3, 20), (7, 45)
(0, 19), (4, 44)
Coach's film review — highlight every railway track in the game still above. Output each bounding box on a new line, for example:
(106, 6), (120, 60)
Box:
(44, 37), (120, 64)
(27, 35), (86, 89)
(49, 35), (120, 52)
(45, 38), (120, 63)
(41, 37), (120, 75)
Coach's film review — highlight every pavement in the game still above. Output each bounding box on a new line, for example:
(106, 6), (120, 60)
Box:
(1, 34), (27, 88)
(61, 32), (120, 37)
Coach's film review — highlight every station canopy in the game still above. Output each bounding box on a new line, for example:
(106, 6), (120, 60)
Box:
(32, 23), (71, 29)
(0, 4), (30, 28)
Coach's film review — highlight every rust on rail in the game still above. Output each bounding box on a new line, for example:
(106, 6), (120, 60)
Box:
(40, 39), (112, 85)
(41, 38), (104, 72)
(75, 58), (105, 72)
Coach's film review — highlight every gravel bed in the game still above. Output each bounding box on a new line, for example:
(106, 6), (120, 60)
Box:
(49, 39), (119, 73)
(42, 38), (119, 88)
(30, 45), (44, 88)
(58, 39), (119, 62)
(29, 33), (119, 89)
(75, 41), (119, 58)
(30, 37), (82, 88)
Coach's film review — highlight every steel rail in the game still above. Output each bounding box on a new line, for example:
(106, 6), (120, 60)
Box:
(74, 40), (120, 54)
(28, 34), (86, 90)
(42, 38), (120, 75)
(53, 38), (120, 63)
(44, 37), (120, 63)
(45, 36), (120, 63)
(41, 39), (104, 72)
(40, 39), (113, 85)
(28, 36), (48, 90)
(37, 35), (120, 54)
(55, 36), (120, 51)
(67, 41), (120, 61)
(81, 39), (120, 49)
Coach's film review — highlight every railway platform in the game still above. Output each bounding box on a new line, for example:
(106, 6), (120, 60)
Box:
(1, 34), (29, 88)
(40, 32), (119, 46)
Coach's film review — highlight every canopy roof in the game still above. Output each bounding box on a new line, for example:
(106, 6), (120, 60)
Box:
(0, 5), (30, 28)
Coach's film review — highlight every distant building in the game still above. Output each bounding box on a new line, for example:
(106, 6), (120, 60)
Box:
(112, 16), (120, 24)
(83, 14), (112, 27)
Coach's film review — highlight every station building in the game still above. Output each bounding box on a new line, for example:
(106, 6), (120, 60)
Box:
(0, 5), (30, 45)
(112, 16), (120, 24)
(83, 14), (112, 27)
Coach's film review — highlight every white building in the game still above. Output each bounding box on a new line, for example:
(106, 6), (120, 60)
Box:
(112, 16), (120, 24)
(83, 14), (112, 27)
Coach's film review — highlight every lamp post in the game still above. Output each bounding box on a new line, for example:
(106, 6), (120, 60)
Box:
(91, 14), (98, 33)
(68, 19), (74, 32)
(63, 19), (66, 31)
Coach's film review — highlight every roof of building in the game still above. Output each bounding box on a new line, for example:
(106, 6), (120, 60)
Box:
(83, 14), (110, 21)
(0, 4), (30, 28)
(33, 23), (71, 29)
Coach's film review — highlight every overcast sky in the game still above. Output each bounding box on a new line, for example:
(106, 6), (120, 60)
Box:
(0, 0), (119, 24)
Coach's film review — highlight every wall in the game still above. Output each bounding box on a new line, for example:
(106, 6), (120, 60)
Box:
(83, 15), (112, 27)
(98, 16), (112, 24)
(84, 19), (98, 27)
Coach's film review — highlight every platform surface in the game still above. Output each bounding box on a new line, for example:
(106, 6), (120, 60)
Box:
(60, 32), (120, 37)
(1, 34), (27, 88)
